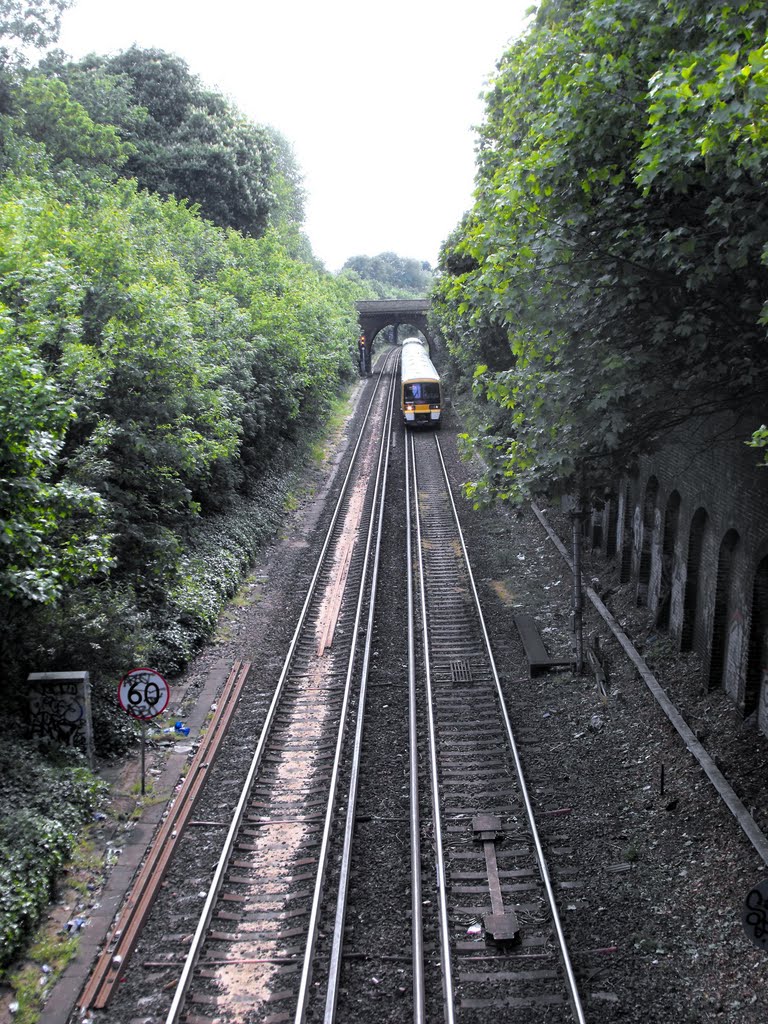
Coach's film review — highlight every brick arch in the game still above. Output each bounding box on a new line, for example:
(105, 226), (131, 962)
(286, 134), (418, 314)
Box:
(355, 299), (433, 373)
(655, 490), (681, 629)
(604, 491), (619, 557)
(637, 476), (659, 606)
(745, 551), (768, 718)
(681, 506), (709, 652)
(708, 529), (741, 690)
(618, 481), (634, 584)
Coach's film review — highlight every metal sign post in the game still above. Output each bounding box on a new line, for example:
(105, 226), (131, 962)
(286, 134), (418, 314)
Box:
(118, 668), (170, 795)
(140, 720), (147, 795)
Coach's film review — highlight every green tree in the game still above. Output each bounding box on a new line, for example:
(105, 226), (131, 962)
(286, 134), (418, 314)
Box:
(36, 49), (148, 140)
(85, 47), (275, 238)
(18, 74), (131, 173)
(432, 0), (768, 504)
(35, 48), (311, 247)
(0, 326), (110, 603)
(0, 47), (367, 696)
(263, 126), (313, 260)
(342, 251), (433, 297)
(0, 0), (72, 51)
(0, 0), (72, 119)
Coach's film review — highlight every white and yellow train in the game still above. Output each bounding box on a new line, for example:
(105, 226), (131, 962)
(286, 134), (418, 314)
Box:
(400, 337), (442, 429)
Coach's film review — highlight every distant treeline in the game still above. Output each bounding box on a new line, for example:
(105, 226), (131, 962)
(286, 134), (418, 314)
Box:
(342, 252), (433, 298)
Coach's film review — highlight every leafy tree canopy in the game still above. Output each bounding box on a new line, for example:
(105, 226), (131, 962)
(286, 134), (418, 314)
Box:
(0, 320), (111, 603)
(0, 167), (364, 614)
(432, 0), (768, 503)
(0, 0), (71, 51)
(0, 0), (71, 117)
(36, 49), (148, 138)
(36, 47), (307, 241)
(17, 74), (131, 173)
(342, 251), (433, 297)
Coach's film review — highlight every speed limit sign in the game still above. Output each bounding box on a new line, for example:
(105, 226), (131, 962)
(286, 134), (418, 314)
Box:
(118, 668), (170, 720)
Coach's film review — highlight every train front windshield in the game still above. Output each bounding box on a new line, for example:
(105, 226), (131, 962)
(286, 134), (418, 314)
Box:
(404, 382), (441, 403)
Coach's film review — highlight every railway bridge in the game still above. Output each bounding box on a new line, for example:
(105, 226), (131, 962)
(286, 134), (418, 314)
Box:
(355, 298), (433, 374)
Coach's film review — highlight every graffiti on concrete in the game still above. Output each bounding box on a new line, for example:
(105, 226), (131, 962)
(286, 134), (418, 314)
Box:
(28, 671), (94, 764)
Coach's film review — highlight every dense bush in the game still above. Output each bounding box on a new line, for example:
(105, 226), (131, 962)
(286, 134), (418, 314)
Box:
(0, 6), (375, 974)
(432, 0), (768, 502)
(153, 483), (290, 674)
(0, 740), (105, 969)
(0, 168), (364, 698)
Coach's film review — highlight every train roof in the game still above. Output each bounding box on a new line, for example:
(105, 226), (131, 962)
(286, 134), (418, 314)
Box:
(401, 338), (440, 384)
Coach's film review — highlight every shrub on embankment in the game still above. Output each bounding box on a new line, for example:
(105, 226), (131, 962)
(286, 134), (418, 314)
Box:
(0, 169), (364, 739)
(0, 168), (364, 982)
(0, 739), (106, 971)
(0, 21), (373, 981)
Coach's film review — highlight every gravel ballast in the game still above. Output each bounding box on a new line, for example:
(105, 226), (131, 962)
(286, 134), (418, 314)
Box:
(20, 370), (768, 1024)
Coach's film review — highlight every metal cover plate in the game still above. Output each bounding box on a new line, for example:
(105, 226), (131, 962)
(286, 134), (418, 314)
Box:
(450, 660), (474, 683)
(483, 912), (521, 942)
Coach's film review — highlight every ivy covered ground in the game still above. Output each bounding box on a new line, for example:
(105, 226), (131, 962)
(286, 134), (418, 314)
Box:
(0, 741), (104, 974)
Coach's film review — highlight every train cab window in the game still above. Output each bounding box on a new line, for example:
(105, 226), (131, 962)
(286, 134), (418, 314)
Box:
(405, 382), (440, 403)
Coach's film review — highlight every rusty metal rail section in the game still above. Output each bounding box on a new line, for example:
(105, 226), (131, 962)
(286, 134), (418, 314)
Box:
(78, 660), (252, 1011)
(409, 432), (587, 1022)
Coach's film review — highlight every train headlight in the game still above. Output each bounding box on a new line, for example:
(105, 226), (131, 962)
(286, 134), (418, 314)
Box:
(405, 403), (415, 411)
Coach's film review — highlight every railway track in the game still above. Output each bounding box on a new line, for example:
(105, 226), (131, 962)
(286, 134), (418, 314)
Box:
(64, 342), (768, 1024)
(79, 356), (595, 1024)
(405, 430), (587, 1023)
(78, 661), (253, 1011)
(161, 355), (398, 1024)
(69, 347), (768, 1024)
(64, 344), (768, 1024)
(75, 352), (398, 1024)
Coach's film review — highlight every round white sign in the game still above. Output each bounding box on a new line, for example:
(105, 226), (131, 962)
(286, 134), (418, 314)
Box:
(117, 668), (170, 721)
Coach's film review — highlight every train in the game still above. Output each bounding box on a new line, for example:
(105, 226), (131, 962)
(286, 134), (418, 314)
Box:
(400, 337), (443, 428)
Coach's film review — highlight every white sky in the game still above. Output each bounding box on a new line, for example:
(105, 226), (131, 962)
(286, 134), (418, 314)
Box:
(53, 0), (532, 272)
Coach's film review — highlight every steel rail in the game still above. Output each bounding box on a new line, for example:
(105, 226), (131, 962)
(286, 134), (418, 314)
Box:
(321, 359), (398, 1023)
(433, 437), (587, 1024)
(410, 431), (457, 1024)
(293, 351), (398, 1021)
(405, 399), (427, 1023)
(163, 353), (397, 1024)
(78, 659), (252, 1011)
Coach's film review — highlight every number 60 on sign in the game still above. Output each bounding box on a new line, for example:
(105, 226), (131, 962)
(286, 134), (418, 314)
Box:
(117, 668), (170, 721)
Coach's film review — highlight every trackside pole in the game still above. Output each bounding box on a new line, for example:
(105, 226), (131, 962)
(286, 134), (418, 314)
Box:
(140, 720), (146, 795)
(571, 507), (585, 674)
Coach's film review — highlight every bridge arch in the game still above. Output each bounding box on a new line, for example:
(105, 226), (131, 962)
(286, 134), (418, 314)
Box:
(355, 299), (433, 374)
